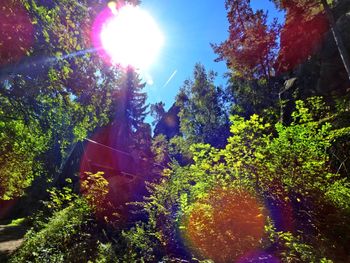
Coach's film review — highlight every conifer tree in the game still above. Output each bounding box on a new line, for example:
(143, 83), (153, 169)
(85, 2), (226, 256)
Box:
(212, 0), (280, 80)
(112, 67), (150, 154)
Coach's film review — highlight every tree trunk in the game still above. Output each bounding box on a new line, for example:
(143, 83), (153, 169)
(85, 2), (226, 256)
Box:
(321, 0), (350, 82)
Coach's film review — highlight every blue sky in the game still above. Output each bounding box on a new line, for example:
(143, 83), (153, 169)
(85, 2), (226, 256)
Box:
(140, 0), (285, 112)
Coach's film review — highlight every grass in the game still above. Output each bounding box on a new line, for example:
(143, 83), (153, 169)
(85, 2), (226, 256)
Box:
(7, 218), (26, 227)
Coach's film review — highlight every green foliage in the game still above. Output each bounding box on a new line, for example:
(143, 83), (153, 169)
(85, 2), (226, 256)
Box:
(325, 179), (350, 211)
(169, 135), (193, 165)
(122, 223), (162, 262)
(224, 77), (280, 118)
(265, 219), (331, 263)
(261, 101), (334, 196)
(93, 242), (119, 263)
(131, 99), (350, 262)
(8, 171), (114, 262)
(175, 64), (229, 148)
(46, 178), (77, 212)
(80, 172), (109, 214)
(180, 187), (267, 263)
(152, 134), (170, 165)
(10, 198), (96, 263)
(150, 101), (166, 126)
(0, 0), (125, 200)
(0, 118), (49, 200)
(0, 0), (349, 261)
(8, 217), (27, 227)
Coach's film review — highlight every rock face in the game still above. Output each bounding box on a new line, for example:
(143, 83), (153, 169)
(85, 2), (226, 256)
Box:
(153, 103), (181, 139)
(54, 127), (153, 223)
(275, 2), (330, 74)
(278, 0), (350, 180)
(278, 0), (350, 106)
(316, 6), (350, 99)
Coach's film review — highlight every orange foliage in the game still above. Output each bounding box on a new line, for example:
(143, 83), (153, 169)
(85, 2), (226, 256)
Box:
(183, 188), (267, 263)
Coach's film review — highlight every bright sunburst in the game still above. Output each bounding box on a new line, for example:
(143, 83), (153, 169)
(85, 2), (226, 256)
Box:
(100, 4), (164, 70)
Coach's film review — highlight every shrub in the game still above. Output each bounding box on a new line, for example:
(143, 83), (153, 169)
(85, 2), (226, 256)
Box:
(10, 172), (110, 263)
(10, 198), (97, 263)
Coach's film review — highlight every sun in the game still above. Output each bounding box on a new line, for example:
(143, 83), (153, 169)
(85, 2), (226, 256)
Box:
(99, 4), (164, 70)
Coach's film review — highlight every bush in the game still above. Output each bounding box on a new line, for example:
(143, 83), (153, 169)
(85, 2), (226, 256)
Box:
(10, 172), (110, 263)
(127, 100), (350, 262)
(10, 198), (98, 263)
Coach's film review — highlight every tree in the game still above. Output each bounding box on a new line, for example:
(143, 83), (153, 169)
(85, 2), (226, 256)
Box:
(224, 76), (282, 119)
(212, 0), (282, 120)
(112, 67), (150, 153)
(151, 134), (171, 166)
(212, 0), (281, 80)
(0, 0), (34, 67)
(131, 98), (350, 262)
(150, 102), (165, 126)
(0, 0), (132, 199)
(175, 63), (229, 148)
(0, 117), (49, 200)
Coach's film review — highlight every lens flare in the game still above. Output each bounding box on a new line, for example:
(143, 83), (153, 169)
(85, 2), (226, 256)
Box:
(276, 5), (328, 73)
(0, 1), (34, 66)
(182, 188), (267, 263)
(92, 4), (164, 70)
(79, 125), (148, 223)
(108, 1), (118, 14)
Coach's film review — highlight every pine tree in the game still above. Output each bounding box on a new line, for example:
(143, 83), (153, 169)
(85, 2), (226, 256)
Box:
(211, 0), (282, 119)
(112, 67), (150, 153)
(212, 0), (281, 80)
